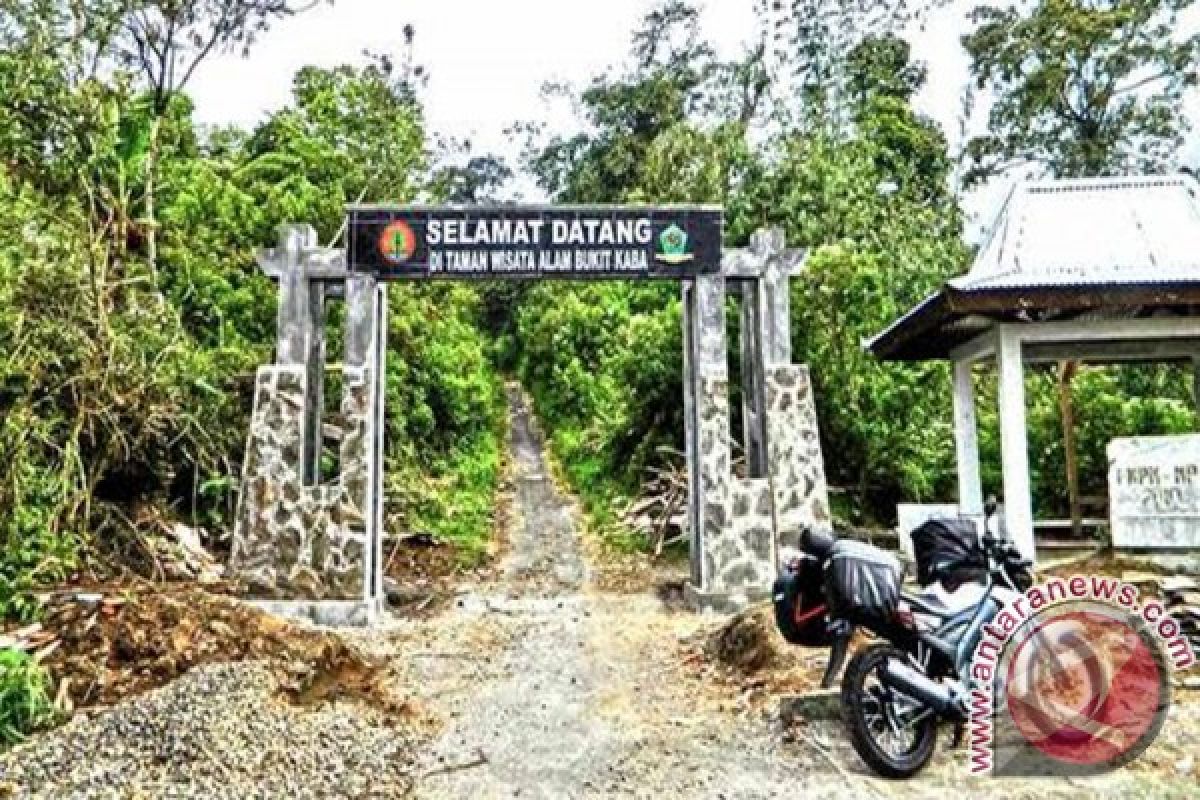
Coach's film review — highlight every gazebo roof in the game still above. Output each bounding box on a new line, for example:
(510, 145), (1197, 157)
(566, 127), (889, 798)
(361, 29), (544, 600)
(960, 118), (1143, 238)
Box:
(867, 175), (1200, 361)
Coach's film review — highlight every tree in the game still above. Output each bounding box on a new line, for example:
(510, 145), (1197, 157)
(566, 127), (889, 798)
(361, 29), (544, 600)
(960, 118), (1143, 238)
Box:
(430, 155), (513, 204)
(769, 35), (968, 517)
(761, 0), (950, 125)
(115, 0), (315, 277)
(962, 0), (1200, 183)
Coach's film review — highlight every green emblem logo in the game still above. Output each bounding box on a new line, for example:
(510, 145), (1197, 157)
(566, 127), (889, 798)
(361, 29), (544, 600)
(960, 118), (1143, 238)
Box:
(655, 223), (694, 265)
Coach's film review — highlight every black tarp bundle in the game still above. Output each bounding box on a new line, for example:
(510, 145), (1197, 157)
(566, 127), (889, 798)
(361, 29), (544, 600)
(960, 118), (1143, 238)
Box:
(911, 517), (986, 588)
(824, 540), (902, 626)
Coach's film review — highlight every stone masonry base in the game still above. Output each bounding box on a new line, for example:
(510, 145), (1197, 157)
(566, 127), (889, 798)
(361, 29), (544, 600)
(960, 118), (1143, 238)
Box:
(683, 582), (771, 614)
(245, 597), (384, 628)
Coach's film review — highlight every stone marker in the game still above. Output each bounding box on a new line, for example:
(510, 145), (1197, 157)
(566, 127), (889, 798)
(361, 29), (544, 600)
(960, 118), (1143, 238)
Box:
(1109, 435), (1200, 549)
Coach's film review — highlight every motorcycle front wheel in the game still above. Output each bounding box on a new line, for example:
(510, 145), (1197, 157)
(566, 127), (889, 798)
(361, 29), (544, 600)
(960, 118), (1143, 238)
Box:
(842, 643), (938, 779)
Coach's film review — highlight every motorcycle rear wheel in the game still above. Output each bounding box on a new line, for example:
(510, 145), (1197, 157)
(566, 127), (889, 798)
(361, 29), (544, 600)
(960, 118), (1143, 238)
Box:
(842, 643), (938, 779)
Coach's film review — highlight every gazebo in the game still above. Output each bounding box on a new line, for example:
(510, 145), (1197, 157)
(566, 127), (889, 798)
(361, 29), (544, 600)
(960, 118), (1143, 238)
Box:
(867, 175), (1200, 562)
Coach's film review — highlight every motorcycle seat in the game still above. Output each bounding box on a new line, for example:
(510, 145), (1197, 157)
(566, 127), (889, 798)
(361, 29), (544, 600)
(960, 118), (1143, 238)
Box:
(905, 582), (987, 619)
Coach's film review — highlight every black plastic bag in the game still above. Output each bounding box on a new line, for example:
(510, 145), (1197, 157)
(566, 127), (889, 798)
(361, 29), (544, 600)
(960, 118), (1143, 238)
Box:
(825, 540), (901, 625)
(911, 517), (986, 587)
(772, 554), (832, 647)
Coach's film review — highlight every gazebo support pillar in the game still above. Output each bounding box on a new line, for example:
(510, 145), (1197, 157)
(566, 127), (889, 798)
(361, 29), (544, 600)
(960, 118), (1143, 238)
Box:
(997, 327), (1035, 561)
(951, 358), (983, 515)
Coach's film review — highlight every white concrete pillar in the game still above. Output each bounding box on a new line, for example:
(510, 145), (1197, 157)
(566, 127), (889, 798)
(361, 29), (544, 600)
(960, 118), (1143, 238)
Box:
(997, 327), (1035, 562)
(368, 284), (388, 606)
(952, 358), (984, 515)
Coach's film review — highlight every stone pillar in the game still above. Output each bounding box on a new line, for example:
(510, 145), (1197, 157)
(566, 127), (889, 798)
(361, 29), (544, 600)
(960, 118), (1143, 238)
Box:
(685, 228), (830, 611)
(765, 364), (831, 551)
(230, 224), (380, 624)
(335, 275), (381, 606)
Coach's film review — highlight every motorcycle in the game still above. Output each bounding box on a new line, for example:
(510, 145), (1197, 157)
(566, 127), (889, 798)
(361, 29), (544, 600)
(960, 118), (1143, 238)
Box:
(773, 499), (1035, 779)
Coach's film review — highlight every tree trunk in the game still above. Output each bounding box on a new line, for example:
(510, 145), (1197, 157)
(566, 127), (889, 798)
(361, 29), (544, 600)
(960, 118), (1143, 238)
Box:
(1057, 360), (1082, 538)
(143, 113), (161, 284)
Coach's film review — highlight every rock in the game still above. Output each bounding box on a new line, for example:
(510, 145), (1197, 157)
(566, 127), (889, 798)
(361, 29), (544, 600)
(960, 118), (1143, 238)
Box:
(1175, 755), (1194, 776)
(779, 689), (841, 723)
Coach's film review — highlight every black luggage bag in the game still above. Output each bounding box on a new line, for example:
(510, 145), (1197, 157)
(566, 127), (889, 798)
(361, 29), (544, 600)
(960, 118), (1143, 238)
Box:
(772, 553), (832, 647)
(910, 517), (987, 589)
(824, 539), (902, 628)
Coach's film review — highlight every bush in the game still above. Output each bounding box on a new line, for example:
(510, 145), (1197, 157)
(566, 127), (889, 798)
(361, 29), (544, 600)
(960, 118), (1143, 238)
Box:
(0, 649), (56, 746)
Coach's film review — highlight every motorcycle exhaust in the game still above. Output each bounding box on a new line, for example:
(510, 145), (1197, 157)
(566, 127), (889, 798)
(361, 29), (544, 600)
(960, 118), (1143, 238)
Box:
(880, 658), (966, 720)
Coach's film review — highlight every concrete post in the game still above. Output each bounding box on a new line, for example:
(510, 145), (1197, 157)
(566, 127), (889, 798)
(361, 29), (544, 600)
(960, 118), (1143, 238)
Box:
(274, 225), (316, 480)
(952, 358), (984, 515)
(303, 283), (325, 485)
(998, 326), (1036, 563)
(340, 274), (378, 523)
(275, 225), (316, 366)
(739, 285), (767, 477)
(682, 274), (731, 597)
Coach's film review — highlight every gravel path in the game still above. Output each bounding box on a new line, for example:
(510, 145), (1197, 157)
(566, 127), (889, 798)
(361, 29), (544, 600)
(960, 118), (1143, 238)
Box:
(411, 386), (807, 799)
(0, 662), (417, 799)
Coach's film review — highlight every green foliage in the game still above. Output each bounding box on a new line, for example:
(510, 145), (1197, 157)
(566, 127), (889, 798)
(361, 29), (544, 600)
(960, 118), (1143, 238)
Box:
(383, 284), (506, 554)
(510, 4), (1200, 537)
(962, 0), (1200, 182)
(0, 649), (57, 746)
(0, 15), (506, 612)
(975, 366), (1196, 518)
(766, 37), (968, 520)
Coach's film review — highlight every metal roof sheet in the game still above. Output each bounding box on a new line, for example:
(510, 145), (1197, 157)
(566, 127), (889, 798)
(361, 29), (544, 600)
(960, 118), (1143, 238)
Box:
(953, 175), (1200, 291)
(866, 174), (1200, 360)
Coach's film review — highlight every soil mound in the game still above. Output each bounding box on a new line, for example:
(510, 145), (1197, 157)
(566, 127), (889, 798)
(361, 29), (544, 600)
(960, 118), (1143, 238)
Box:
(28, 587), (405, 715)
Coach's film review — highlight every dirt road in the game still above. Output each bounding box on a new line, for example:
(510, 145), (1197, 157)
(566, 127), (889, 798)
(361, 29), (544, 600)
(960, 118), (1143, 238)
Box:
(400, 385), (1199, 800)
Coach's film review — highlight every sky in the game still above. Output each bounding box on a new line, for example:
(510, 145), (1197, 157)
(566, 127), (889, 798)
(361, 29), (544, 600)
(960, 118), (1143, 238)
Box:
(186, 0), (1195, 233)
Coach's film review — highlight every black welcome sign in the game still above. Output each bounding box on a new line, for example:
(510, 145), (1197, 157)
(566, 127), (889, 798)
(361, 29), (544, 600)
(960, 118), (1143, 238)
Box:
(347, 205), (722, 280)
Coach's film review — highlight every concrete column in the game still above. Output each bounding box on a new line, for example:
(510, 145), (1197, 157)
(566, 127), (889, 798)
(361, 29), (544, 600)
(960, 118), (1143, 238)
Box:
(303, 283), (325, 485)
(681, 282), (701, 586)
(368, 284), (388, 604)
(274, 225), (317, 480)
(952, 358), (984, 515)
(997, 327), (1036, 563)
(275, 225), (316, 366)
(340, 274), (378, 520)
(756, 230), (796, 365)
(682, 274), (731, 599)
(739, 285), (767, 478)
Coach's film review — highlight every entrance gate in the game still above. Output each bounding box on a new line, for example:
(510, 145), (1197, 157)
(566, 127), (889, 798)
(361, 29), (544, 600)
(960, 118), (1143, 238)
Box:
(231, 207), (831, 624)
